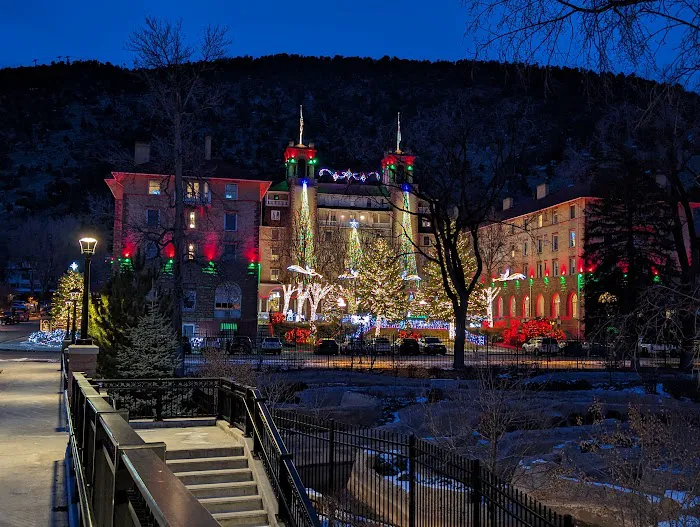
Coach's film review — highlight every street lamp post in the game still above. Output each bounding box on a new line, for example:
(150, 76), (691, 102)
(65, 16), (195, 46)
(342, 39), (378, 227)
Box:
(78, 237), (97, 345)
(65, 300), (72, 341)
(70, 288), (80, 344)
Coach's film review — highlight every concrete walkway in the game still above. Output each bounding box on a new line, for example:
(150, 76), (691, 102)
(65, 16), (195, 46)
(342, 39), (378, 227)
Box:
(0, 359), (68, 527)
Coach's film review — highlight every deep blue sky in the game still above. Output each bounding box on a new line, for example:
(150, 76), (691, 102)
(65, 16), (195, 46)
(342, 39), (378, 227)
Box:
(0, 0), (470, 68)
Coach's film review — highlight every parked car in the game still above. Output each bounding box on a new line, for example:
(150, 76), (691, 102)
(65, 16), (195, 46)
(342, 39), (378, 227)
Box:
(522, 337), (559, 356)
(226, 336), (254, 354)
(370, 338), (392, 354)
(260, 337), (283, 354)
(419, 337), (448, 355)
(341, 338), (366, 355)
(637, 338), (679, 357)
(1, 311), (18, 325)
(13, 308), (29, 322)
(315, 339), (340, 355)
(581, 341), (615, 357)
(395, 338), (420, 356)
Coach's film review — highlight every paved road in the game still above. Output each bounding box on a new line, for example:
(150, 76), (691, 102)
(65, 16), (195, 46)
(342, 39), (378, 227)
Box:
(0, 320), (39, 345)
(0, 356), (68, 527)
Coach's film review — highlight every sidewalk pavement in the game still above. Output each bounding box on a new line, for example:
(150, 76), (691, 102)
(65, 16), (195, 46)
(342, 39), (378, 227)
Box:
(0, 360), (68, 527)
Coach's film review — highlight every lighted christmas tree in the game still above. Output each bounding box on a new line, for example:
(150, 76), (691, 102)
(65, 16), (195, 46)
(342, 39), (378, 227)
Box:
(346, 220), (362, 270)
(399, 191), (418, 278)
(294, 180), (316, 269)
(117, 299), (177, 378)
(51, 270), (83, 331)
(355, 237), (407, 336)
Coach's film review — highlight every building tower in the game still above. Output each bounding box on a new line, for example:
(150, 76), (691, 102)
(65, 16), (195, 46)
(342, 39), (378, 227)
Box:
(381, 112), (416, 185)
(284, 105), (318, 180)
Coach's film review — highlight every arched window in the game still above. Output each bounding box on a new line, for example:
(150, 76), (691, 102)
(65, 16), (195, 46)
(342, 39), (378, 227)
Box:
(569, 293), (579, 319)
(536, 294), (545, 317)
(551, 293), (561, 318)
(497, 297), (504, 318)
(522, 296), (530, 318)
(214, 282), (242, 318)
(509, 296), (516, 317)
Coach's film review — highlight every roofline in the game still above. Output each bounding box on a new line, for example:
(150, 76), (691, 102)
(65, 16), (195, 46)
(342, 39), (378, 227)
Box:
(493, 195), (596, 224)
(110, 171), (274, 184)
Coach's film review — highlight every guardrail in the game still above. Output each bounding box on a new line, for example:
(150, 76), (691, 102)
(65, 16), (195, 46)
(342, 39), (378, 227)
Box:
(65, 373), (219, 527)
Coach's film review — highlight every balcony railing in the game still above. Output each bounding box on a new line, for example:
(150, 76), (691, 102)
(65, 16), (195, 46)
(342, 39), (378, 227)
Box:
(184, 191), (211, 205)
(266, 197), (290, 207)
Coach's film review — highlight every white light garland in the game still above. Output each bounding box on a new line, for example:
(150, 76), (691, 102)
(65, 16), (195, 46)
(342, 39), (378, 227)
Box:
(319, 168), (381, 183)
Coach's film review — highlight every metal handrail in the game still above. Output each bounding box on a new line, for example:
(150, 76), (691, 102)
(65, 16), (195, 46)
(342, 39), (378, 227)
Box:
(64, 390), (96, 527)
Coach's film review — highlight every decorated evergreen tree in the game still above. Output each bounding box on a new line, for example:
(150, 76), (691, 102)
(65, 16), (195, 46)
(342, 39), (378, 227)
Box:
(51, 269), (83, 331)
(117, 299), (177, 378)
(355, 237), (407, 336)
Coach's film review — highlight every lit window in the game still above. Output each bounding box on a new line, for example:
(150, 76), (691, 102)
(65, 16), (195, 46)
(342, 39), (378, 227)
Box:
(421, 217), (431, 228)
(538, 214), (543, 228)
(270, 268), (280, 281)
(537, 239), (543, 254)
(271, 210), (281, 221)
(270, 248), (280, 262)
(552, 234), (558, 251)
(148, 179), (161, 195)
(225, 184), (238, 200)
(569, 230), (576, 248)
(183, 291), (196, 311)
(146, 209), (159, 227)
(330, 212), (337, 222)
(570, 205), (576, 219)
(225, 213), (237, 232)
(569, 257), (576, 275)
(187, 243), (196, 260)
(188, 211), (196, 229)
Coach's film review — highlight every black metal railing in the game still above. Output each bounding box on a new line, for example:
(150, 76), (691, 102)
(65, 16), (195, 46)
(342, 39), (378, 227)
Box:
(270, 409), (574, 527)
(183, 332), (682, 374)
(64, 373), (219, 527)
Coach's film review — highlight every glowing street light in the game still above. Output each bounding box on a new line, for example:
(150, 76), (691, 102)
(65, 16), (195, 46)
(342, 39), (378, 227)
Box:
(78, 237), (97, 344)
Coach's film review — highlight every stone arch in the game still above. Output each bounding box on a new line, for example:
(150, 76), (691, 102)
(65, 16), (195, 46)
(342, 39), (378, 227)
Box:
(536, 294), (545, 317)
(522, 295), (530, 318)
(509, 296), (516, 317)
(568, 292), (579, 319)
(551, 293), (561, 318)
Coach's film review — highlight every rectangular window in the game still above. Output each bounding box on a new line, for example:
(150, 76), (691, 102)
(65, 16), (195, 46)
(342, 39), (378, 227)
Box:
(182, 324), (195, 338)
(148, 179), (161, 195)
(187, 243), (196, 260)
(271, 210), (281, 221)
(373, 213), (379, 224)
(421, 217), (431, 228)
(570, 257), (576, 275)
(423, 236), (430, 246)
(225, 184), (238, 200)
(552, 211), (559, 224)
(188, 211), (196, 229)
(271, 229), (280, 241)
(523, 263), (529, 277)
(366, 198), (372, 208)
(223, 243), (237, 260)
(329, 212), (337, 223)
(146, 209), (159, 227)
(324, 231), (332, 242)
(552, 234), (559, 251)
(537, 239), (543, 254)
(537, 262), (543, 278)
(570, 205), (576, 219)
(270, 247), (280, 262)
(553, 260), (559, 277)
(569, 230), (576, 248)
(183, 290), (196, 311)
(224, 213), (237, 232)
(523, 241), (528, 256)
(538, 214), (543, 228)
(270, 268), (280, 281)
(145, 241), (158, 259)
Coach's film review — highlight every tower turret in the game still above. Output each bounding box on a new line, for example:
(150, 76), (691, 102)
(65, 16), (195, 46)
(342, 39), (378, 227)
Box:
(284, 105), (318, 180)
(381, 112), (415, 184)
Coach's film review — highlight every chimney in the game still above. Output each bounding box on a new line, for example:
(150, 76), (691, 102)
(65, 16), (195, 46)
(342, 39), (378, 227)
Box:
(134, 142), (150, 165)
(204, 135), (212, 161)
(656, 173), (667, 188)
(503, 197), (513, 211)
(536, 183), (549, 200)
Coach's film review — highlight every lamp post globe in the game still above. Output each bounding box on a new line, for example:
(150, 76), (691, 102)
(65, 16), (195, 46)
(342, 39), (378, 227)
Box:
(69, 288), (81, 344)
(78, 237), (97, 344)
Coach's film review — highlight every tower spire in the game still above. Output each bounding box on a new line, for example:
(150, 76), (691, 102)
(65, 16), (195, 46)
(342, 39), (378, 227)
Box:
(299, 105), (304, 146)
(396, 112), (402, 154)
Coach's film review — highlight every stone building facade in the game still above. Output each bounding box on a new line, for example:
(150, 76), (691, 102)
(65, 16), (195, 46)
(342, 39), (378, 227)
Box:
(482, 183), (594, 338)
(105, 143), (272, 337)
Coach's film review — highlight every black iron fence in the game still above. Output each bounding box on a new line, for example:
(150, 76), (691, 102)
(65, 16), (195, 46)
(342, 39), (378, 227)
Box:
(270, 408), (573, 527)
(183, 332), (682, 374)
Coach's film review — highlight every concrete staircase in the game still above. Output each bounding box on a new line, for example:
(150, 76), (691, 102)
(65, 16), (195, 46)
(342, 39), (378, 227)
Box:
(167, 446), (272, 527)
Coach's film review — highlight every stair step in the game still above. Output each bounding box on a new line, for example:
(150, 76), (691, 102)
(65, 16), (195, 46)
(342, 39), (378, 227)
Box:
(174, 468), (253, 485)
(186, 481), (259, 499)
(167, 455), (249, 472)
(200, 495), (264, 514)
(212, 510), (270, 527)
(167, 447), (244, 460)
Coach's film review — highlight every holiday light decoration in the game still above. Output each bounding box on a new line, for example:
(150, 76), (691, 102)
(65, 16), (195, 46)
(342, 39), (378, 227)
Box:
(318, 168), (381, 183)
(400, 190), (418, 280)
(347, 219), (363, 271)
(295, 179), (315, 269)
(483, 284), (502, 327)
(495, 269), (526, 281)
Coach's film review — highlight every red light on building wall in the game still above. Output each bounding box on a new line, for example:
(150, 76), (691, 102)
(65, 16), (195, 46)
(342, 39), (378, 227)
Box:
(561, 265), (567, 275)
(165, 244), (175, 258)
(529, 269), (535, 278)
(243, 246), (258, 263)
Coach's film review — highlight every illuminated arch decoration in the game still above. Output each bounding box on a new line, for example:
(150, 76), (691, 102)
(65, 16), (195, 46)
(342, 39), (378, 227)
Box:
(400, 190), (418, 280)
(509, 296), (516, 317)
(568, 292), (579, 319)
(551, 293), (561, 318)
(318, 168), (381, 183)
(522, 295), (531, 317)
(536, 294), (545, 317)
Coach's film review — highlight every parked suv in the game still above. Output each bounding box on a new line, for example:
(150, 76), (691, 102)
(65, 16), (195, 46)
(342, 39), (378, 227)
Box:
(370, 338), (392, 354)
(419, 337), (448, 355)
(394, 338), (420, 356)
(226, 336), (254, 354)
(522, 337), (559, 356)
(260, 337), (283, 354)
(315, 339), (340, 355)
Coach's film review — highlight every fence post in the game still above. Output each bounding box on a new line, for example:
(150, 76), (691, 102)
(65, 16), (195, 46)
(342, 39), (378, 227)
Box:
(328, 419), (336, 527)
(279, 453), (293, 523)
(563, 513), (573, 527)
(471, 459), (482, 527)
(408, 434), (416, 527)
